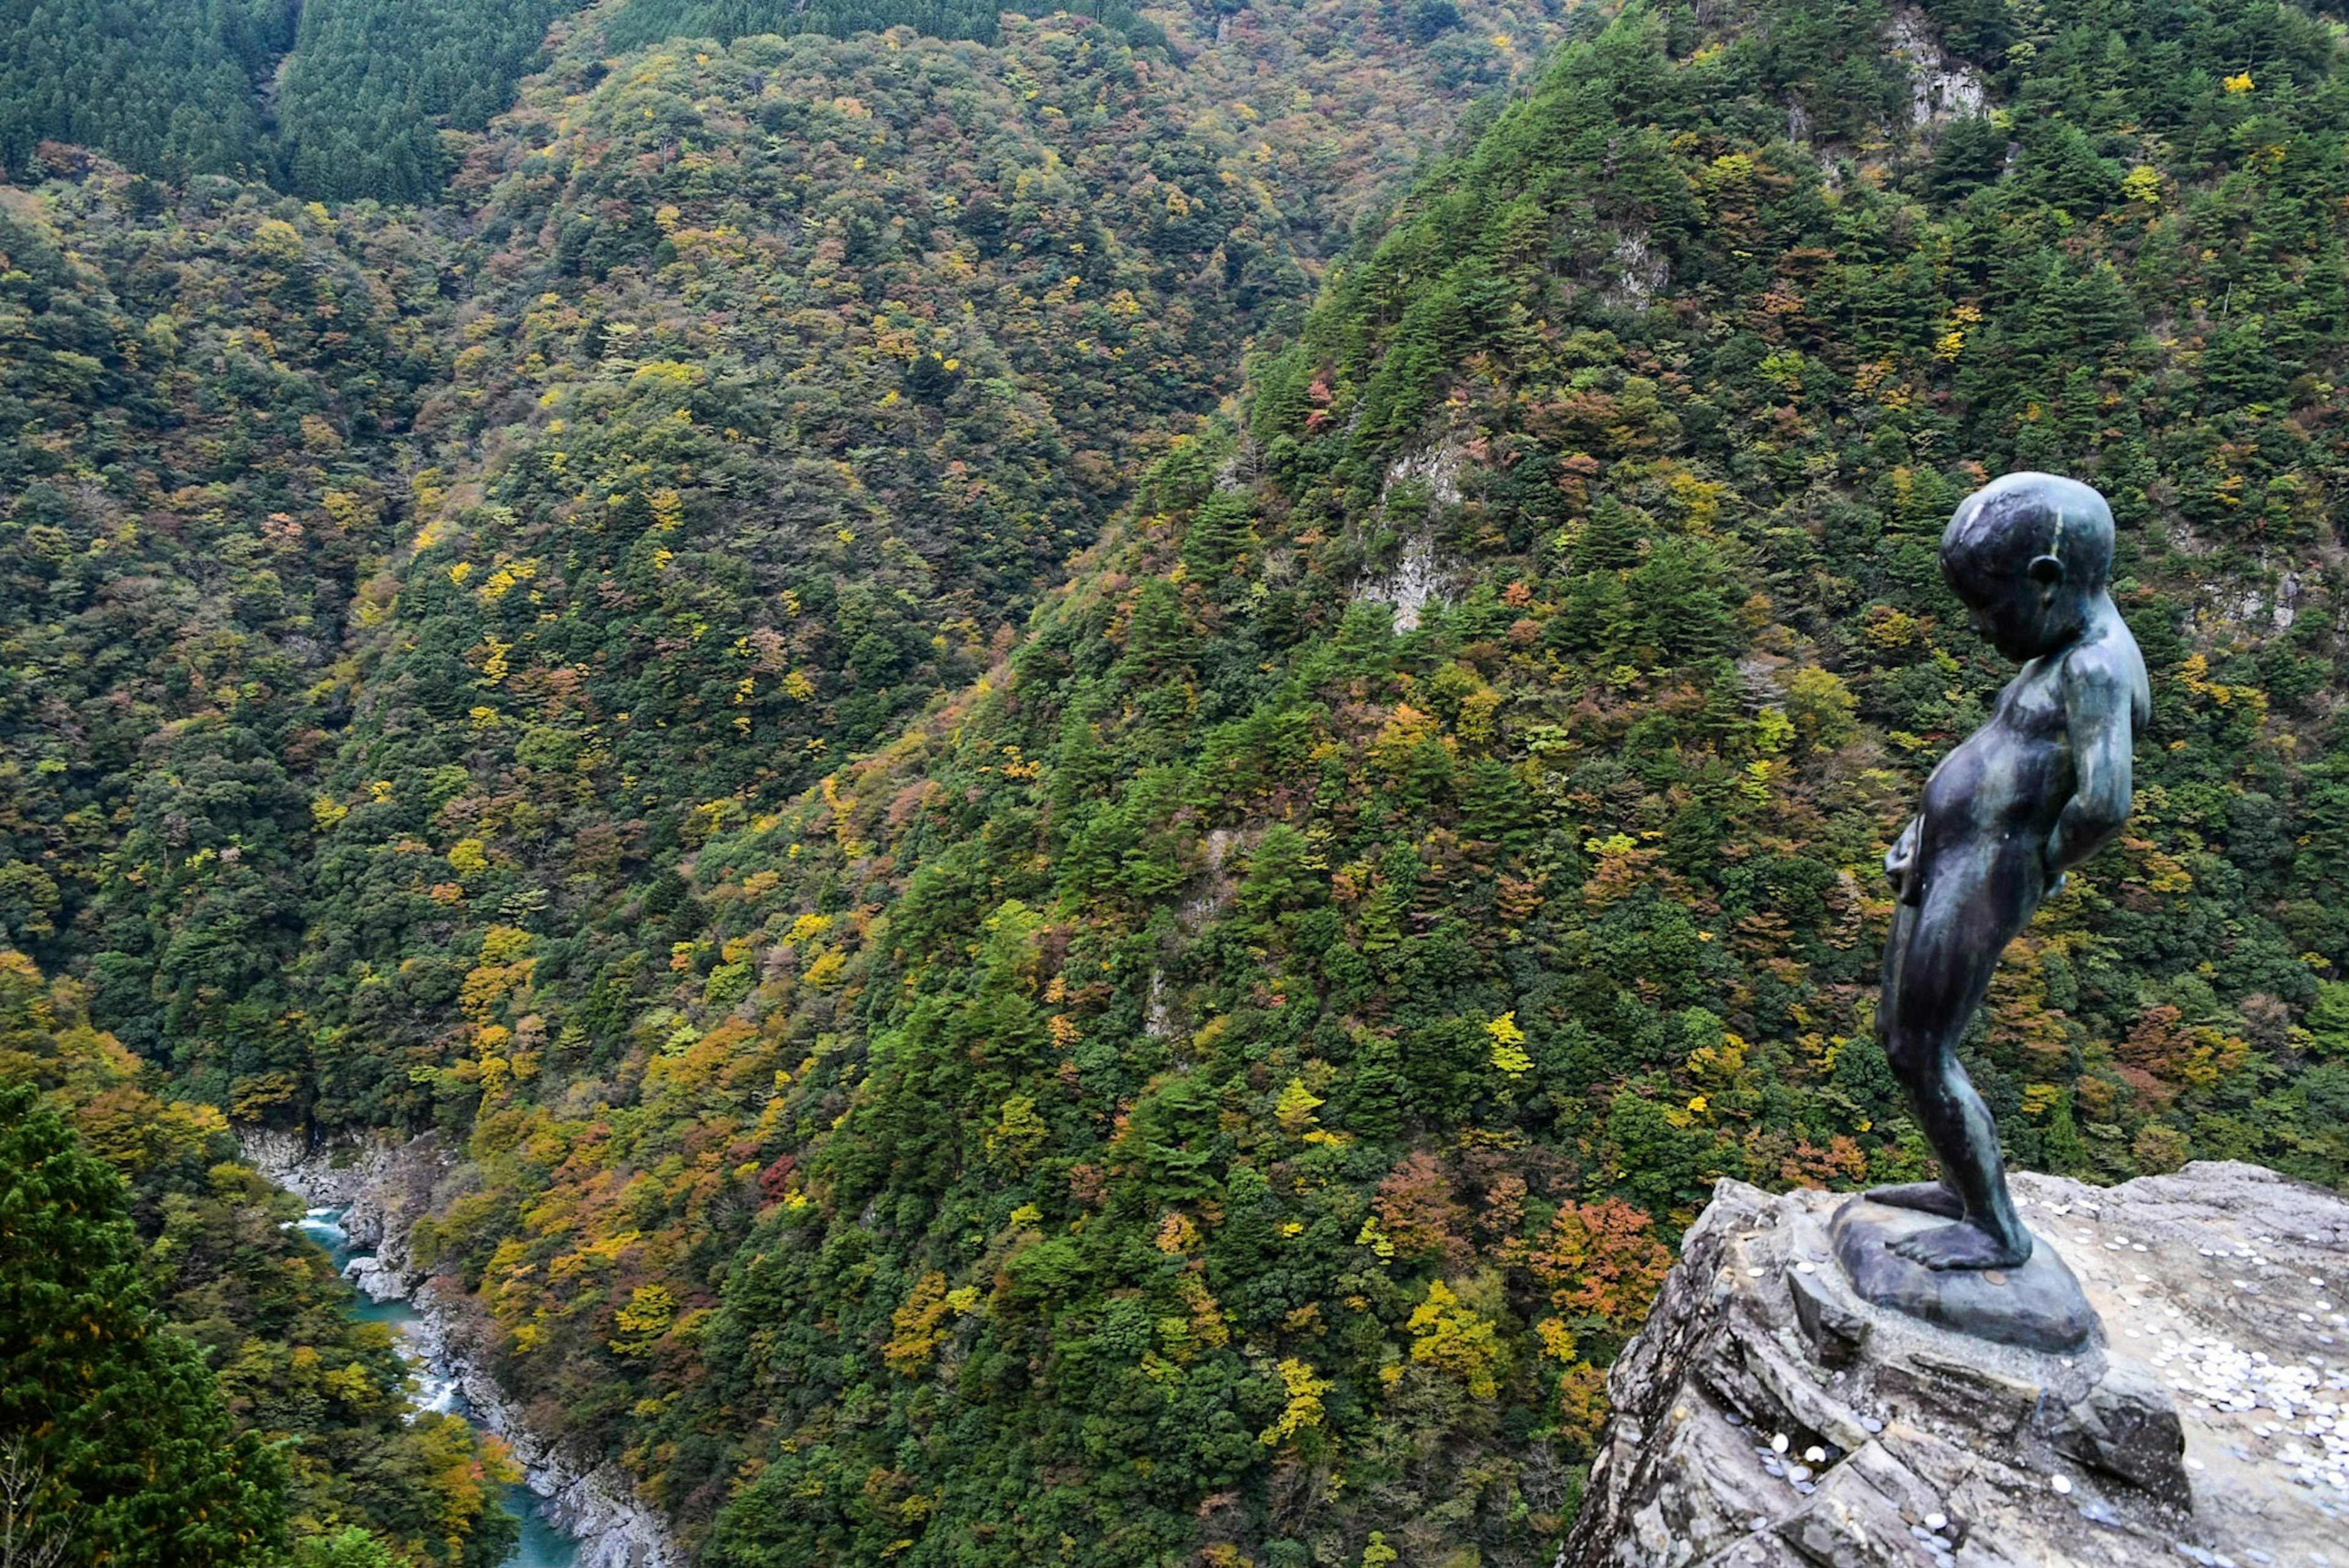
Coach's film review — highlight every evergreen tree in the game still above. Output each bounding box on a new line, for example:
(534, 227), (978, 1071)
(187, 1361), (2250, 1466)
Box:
(0, 1083), (288, 1568)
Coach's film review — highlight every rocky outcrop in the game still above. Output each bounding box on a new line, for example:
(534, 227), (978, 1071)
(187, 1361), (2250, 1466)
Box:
(1888, 4), (1988, 126)
(403, 1286), (680, 1562)
(242, 1129), (685, 1568)
(1354, 431), (1470, 632)
(242, 1126), (455, 1298)
(1565, 1163), (2349, 1567)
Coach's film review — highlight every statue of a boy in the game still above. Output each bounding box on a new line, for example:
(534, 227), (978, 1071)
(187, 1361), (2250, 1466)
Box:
(1864, 472), (2150, 1271)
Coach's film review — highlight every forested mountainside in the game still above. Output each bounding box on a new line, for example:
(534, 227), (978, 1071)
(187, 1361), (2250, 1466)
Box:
(0, 0), (1575, 1562)
(0, 0), (1148, 202)
(599, 0), (1168, 54)
(17, 0), (1567, 1132)
(1, 958), (522, 1568)
(9, 0), (2349, 1561)
(0, 177), (456, 1099)
(1, 0), (1554, 203)
(241, 0), (2349, 1561)
(0, 0), (571, 200)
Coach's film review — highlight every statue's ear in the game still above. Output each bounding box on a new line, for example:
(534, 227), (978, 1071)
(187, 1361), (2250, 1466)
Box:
(2028, 554), (2066, 588)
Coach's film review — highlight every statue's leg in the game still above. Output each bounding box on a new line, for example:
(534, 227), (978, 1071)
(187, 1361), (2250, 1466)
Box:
(1863, 899), (1969, 1219)
(1864, 1181), (1966, 1217)
(1877, 857), (2033, 1270)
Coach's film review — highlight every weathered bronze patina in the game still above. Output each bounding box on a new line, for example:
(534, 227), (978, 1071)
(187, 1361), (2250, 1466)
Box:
(1836, 472), (2150, 1348)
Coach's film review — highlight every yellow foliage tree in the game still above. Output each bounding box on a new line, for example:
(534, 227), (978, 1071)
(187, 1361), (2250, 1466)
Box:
(1486, 1011), (1533, 1076)
(609, 1284), (677, 1356)
(1274, 1077), (1324, 1133)
(884, 1272), (954, 1375)
(1406, 1278), (1504, 1399)
(1257, 1356), (1333, 1447)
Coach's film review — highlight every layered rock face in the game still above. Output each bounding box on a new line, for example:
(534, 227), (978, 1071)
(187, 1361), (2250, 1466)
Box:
(242, 1126), (456, 1300)
(1564, 1164), (2349, 1568)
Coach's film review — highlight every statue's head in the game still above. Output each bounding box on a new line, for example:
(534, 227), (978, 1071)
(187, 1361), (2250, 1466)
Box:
(1940, 472), (2114, 661)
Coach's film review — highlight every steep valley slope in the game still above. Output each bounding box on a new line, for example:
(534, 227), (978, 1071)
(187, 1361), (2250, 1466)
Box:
(1, 0), (1565, 1560)
(7, 0), (2349, 1561)
(385, 0), (2349, 1560)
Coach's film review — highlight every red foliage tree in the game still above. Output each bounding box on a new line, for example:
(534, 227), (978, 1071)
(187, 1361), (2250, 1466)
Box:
(1529, 1198), (1673, 1337)
(1371, 1150), (1473, 1269)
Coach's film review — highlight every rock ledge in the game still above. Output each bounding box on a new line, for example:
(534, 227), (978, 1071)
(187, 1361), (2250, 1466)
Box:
(1564, 1163), (2349, 1567)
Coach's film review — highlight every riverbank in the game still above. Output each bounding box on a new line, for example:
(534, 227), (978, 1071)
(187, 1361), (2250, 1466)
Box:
(293, 1206), (580, 1568)
(244, 1129), (683, 1568)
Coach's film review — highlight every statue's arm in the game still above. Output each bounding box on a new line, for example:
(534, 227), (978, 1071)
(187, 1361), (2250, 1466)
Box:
(1884, 814), (1923, 904)
(2047, 652), (2136, 882)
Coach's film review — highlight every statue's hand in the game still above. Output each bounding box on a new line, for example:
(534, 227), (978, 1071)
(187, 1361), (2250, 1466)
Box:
(1885, 817), (1921, 904)
(2042, 829), (2069, 899)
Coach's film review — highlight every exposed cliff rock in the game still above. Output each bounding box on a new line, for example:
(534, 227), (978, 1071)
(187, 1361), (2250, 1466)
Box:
(1888, 4), (1988, 125)
(242, 1126), (455, 1299)
(403, 1288), (682, 1563)
(242, 1129), (685, 1568)
(1565, 1164), (2349, 1567)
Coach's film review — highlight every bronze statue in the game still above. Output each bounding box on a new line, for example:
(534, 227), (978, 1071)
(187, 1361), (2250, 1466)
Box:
(1831, 474), (2149, 1349)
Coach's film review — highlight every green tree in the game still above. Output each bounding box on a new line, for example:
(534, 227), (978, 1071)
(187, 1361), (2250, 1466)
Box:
(0, 1083), (288, 1567)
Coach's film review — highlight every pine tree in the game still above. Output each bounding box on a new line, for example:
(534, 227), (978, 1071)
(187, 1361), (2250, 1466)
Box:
(0, 1083), (289, 1567)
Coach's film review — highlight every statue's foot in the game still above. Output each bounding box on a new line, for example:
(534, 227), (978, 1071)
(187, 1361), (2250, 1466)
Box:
(1862, 1181), (1964, 1219)
(1886, 1220), (2032, 1271)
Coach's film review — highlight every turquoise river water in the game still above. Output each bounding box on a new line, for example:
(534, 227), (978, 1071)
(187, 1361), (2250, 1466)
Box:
(295, 1208), (583, 1568)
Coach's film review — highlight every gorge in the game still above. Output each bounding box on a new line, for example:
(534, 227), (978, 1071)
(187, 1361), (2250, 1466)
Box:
(248, 1131), (678, 1568)
(7, 0), (2349, 1559)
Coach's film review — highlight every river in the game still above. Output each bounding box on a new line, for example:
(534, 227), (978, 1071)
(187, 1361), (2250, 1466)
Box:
(295, 1206), (584, 1568)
